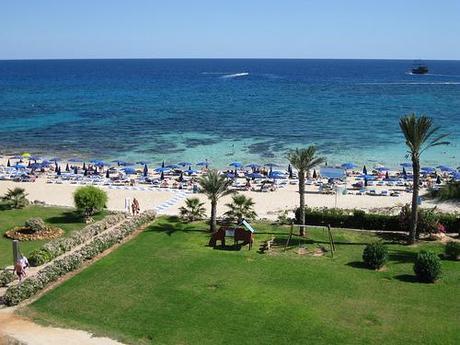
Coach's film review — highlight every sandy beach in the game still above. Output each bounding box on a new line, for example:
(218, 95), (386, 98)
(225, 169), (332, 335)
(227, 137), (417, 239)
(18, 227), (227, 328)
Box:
(0, 176), (456, 221)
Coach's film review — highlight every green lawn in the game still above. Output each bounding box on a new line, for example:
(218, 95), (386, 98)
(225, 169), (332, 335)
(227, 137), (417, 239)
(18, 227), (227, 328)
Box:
(0, 205), (106, 268)
(26, 217), (459, 345)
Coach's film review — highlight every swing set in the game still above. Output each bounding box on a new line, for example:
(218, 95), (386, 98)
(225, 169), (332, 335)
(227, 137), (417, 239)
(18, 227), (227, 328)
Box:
(284, 223), (336, 257)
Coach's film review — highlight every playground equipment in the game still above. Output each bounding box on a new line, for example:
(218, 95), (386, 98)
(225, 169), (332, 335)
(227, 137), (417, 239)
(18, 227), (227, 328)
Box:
(285, 223), (336, 257)
(209, 219), (255, 250)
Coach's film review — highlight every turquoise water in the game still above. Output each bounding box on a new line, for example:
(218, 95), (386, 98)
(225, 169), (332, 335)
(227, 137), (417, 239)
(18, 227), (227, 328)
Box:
(0, 59), (459, 168)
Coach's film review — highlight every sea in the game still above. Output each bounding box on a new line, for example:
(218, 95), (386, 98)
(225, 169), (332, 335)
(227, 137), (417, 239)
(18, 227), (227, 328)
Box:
(0, 59), (459, 169)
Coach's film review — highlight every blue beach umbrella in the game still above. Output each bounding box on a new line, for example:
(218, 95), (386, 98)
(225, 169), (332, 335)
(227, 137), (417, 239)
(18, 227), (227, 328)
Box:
(265, 163), (279, 168)
(196, 161), (209, 168)
(119, 161), (134, 166)
(136, 161), (151, 166)
(341, 162), (357, 170)
(229, 162), (242, 168)
(143, 164), (148, 177)
(154, 167), (170, 173)
(226, 173), (236, 179)
(178, 162), (192, 167)
(452, 172), (460, 180)
(421, 167), (435, 173)
(185, 169), (197, 175)
(374, 166), (389, 172)
(245, 163), (260, 169)
(437, 165), (455, 172)
(122, 167), (136, 174)
(362, 165), (367, 175)
(165, 164), (180, 169)
(29, 156), (41, 161)
(94, 161), (106, 167)
(400, 162), (412, 168)
(15, 164), (26, 170)
(320, 167), (346, 179)
(246, 172), (264, 179)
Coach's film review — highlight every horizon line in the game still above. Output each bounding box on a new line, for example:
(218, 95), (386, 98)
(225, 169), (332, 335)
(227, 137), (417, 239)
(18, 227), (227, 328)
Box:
(1, 57), (460, 62)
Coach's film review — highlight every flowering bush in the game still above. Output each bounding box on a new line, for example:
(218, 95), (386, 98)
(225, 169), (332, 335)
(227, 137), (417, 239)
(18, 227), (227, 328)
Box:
(3, 210), (156, 306)
(28, 212), (127, 267)
(0, 270), (16, 287)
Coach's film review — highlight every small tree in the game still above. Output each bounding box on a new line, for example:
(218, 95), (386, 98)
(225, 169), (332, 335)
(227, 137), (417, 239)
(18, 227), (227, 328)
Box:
(179, 197), (206, 222)
(224, 194), (257, 224)
(198, 170), (234, 232)
(399, 114), (448, 244)
(73, 186), (107, 220)
(2, 188), (29, 209)
(287, 146), (325, 236)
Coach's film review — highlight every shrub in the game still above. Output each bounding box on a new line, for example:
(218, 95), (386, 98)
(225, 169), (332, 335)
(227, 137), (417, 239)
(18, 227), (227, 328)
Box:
(1, 187), (29, 209)
(0, 270), (16, 287)
(29, 248), (54, 267)
(399, 204), (440, 235)
(179, 198), (206, 222)
(362, 242), (388, 269)
(413, 250), (442, 283)
(429, 181), (460, 201)
(24, 217), (47, 232)
(73, 186), (108, 219)
(224, 194), (257, 223)
(445, 241), (460, 260)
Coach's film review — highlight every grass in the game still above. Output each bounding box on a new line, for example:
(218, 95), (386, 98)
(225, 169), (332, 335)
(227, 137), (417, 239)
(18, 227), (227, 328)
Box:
(0, 204), (106, 268)
(26, 217), (459, 345)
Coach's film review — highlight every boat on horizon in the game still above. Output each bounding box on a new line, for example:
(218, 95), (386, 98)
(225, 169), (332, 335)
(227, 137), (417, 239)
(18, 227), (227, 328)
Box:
(410, 61), (429, 75)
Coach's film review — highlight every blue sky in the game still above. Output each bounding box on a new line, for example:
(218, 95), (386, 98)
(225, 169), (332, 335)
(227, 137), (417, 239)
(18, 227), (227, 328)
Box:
(1, 0), (459, 60)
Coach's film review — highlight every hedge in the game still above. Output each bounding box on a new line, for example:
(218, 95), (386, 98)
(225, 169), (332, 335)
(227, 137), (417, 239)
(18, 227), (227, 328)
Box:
(28, 212), (127, 266)
(294, 207), (460, 233)
(3, 210), (156, 306)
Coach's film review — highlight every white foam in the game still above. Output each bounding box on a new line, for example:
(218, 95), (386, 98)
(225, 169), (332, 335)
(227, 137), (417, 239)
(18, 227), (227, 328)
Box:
(221, 72), (249, 79)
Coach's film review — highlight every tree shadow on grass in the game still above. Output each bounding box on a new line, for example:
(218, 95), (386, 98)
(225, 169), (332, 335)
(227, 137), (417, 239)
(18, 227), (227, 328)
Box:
(45, 211), (84, 225)
(393, 274), (418, 283)
(211, 244), (243, 251)
(346, 261), (369, 270)
(145, 216), (208, 236)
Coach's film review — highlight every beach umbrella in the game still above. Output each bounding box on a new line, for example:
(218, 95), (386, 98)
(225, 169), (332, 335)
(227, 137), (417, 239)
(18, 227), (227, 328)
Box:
(229, 162), (242, 168)
(154, 167), (170, 173)
(118, 161), (134, 166)
(363, 165), (367, 175)
(400, 162), (412, 168)
(106, 170), (110, 178)
(21, 152), (31, 158)
(74, 167), (78, 174)
(82, 162), (86, 170)
(143, 164), (148, 177)
(437, 165), (455, 172)
(7, 159), (10, 167)
(122, 167), (136, 175)
(385, 171), (390, 180)
(265, 163), (279, 168)
(15, 164), (26, 170)
(41, 160), (51, 167)
(436, 175), (442, 184)
(247, 172), (264, 179)
(196, 161), (209, 167)
(421, 167), (435, 173)
(453, 172), (460, 180)
(160, 171), (165, 180)
(245, 163), (260, 169)
(65, 163), (70, 172)
(166, 164), (180, 169)
(178, 162), (192, 167)
(136, 161), (151, 166)
(185, 169), (197, 175)
(95, 161), (106, 168)
(374, 166), (389, 172)
(341, 162), (357, 170)
(226, 173), (236, 179)
(29, 155), (41, 161)
(313, 170), (317, 179)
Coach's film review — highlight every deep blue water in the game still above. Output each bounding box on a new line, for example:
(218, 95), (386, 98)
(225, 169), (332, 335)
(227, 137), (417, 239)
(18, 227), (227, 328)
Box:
(0, 59), (459, 167)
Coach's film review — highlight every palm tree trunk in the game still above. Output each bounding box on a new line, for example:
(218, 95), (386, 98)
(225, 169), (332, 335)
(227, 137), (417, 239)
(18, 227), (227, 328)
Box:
(210, 199), (217, 233)
(298, 170), (306, 236)
(409, 157), (420, 244)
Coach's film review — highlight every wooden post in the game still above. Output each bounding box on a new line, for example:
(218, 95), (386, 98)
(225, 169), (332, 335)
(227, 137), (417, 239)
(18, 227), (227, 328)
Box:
(285, 223), (294, 251)
(12, 240), (20, 265)
(327, 224), (336, 257)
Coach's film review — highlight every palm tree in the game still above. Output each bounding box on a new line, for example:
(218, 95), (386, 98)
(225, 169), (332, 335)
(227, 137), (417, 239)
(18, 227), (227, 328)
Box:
(2, 188), (29, 209)
(198, 170), (234, 232)
(224, 194), (257, 224)
(287, 146), (325, 236)
(399, 113), (449, 244)
(179, 197), (206, 222)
